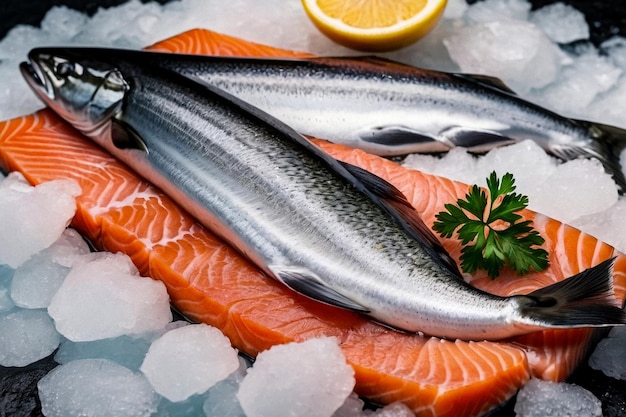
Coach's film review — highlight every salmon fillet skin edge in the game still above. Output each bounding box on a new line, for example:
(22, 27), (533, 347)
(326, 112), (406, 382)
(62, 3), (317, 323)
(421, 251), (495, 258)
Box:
(0, 29), (624, 417)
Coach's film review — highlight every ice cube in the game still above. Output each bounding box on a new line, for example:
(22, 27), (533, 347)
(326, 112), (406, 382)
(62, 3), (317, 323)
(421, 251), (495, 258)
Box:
(572, 199), (626, 254)
(40, 6), (89, 39)
(203, 356), (249, 417)
(0, 265), (15, 313)
(534, 158), (619, 224)
(0, 308), (60, 367)
(529, 52), (621, 117)
(0, 173), (81, 268)
(153, 394), (208, 417)
(203, 378), (247, 417)
(587, 76), (626, 129)
(370, 402), (416, 417)
(588, 326), (626, 380)
(530, 2), (590, 44)
(443, 0), (468, 19)
(332, 393), (368, 417)
(602, 36), (626, 70)
(140, 323), (240, 402)
(475, 140), (559, 198)
(514, 378), (602, 417)
(402, 147), (478, 185)
(48, 252), (172, 341)
(237, 337), (355, 417)
(444, 20), (561, 93)
(463, 0), (531, 24)
(55, 334), (153, 370)
(9, 228), (89, 309)
(385, 19), (464, 72)
(38, 358), (159, 417)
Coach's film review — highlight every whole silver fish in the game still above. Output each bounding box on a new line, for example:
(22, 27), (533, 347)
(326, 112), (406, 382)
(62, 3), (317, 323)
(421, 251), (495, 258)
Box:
(20, 47), (626, 341)
(32, 47), (626, 192)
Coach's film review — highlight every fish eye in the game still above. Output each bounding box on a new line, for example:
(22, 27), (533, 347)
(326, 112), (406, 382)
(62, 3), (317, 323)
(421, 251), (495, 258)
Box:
(56, 61), (75, 78)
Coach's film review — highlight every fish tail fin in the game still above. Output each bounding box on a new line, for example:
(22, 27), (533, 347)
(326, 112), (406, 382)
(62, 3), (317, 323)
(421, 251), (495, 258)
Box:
(573, 119), (626, 194)
(517, 257), (626, 328)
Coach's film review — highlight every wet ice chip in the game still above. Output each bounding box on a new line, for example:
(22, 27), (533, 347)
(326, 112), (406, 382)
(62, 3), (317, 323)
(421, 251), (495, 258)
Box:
(0, 173), (81, 268)
(530, 2), (589, 44)
(38, 358), (159, 417)
(463, 0), (531, 24)
(534, 158), (619, 223)
(602, 36), (626, 70)
(237, 337), (355, 417)
(140, 323), (239, 402)
(203, 356), (249, 417)
(332, 393), (367, 417)
(587, 76), (626, 128)
(572, 198), (626, 254)
(11, 229), (90, 308)
(442, 0), (468, 19)
(529, 52), (622, 117)
(203, 378), (247, 417)
(475, 140), (559, 198)
(45, 228), (91, 266)
(370, 402), (416, 417)
(11, 256), (70, 309)
(444, 20), (561, 92)
(332, 393), (414, 417)
(514, 378), (602, 417)
(0, 265), (15, 313)
(403, 147), (478, 185)
(153, 394), (209, 417)
(40, 6), (89, 39)
(48, 253), (172, 341)
(0, 308), (60, 366)
(588, 326), (626, 380)
(55, 334), (153, 370)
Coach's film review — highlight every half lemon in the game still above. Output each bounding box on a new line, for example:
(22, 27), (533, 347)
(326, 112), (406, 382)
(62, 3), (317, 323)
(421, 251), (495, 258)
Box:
(302, 0), (448, 52)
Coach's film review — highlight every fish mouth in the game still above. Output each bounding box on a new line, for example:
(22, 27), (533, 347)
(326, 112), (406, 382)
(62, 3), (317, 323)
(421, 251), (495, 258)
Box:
(20, 50), (55, 101)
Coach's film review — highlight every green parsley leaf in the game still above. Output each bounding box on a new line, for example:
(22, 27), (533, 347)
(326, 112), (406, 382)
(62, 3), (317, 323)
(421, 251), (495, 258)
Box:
(432, 171), (549, 279)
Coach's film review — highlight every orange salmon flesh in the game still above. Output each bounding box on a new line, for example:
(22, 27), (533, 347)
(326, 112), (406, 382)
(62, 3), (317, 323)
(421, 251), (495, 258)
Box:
(1, 29), (625, 417)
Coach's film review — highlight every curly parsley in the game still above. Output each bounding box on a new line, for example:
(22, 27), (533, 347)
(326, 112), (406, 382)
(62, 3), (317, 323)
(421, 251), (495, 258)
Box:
(432, 171), (549, 279)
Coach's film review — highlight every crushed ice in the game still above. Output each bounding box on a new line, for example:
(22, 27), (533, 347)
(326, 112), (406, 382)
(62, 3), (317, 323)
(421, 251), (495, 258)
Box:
(237, 337), (355, 417)
(514, 379), (602, 417)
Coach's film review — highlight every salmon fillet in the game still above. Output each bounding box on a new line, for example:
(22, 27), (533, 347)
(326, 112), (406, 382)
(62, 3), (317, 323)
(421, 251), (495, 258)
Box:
(0, 29), (624, 417)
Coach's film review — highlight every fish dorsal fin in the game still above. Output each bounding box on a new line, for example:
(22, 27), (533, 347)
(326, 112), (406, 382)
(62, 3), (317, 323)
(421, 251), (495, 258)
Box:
(453, 73), (518, 95)
(270, 266), (370, 313)
(338, 161), (464, 279)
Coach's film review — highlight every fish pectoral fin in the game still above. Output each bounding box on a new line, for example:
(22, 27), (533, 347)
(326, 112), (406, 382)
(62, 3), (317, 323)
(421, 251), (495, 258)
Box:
(270, 266), (370, 313)
(358, 125), (452, 153)
(111, 118), (149, 154)
(441, 127), (516, 153)
(452, 73), (518, 95)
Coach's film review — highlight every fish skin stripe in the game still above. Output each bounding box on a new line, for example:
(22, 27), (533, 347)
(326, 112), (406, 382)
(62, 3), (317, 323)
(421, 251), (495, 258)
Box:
(3, 29), (625, 416)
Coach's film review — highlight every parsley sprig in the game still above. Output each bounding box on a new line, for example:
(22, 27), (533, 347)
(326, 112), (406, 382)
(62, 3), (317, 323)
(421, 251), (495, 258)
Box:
(432, 171), (549, 279)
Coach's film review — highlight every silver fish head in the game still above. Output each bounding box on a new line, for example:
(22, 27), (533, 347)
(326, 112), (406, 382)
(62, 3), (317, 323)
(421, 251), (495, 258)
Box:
(20, 48), (128, 135)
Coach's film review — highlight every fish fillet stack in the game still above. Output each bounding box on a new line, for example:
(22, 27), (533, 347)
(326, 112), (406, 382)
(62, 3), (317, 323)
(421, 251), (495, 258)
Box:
(0, 29), (624, 417)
